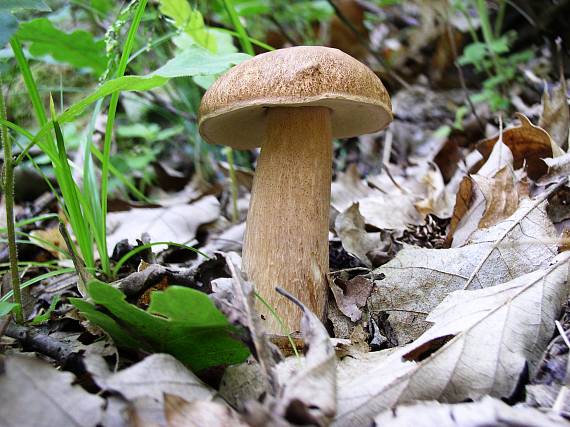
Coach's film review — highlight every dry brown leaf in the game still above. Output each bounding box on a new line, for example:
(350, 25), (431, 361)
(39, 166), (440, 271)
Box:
(329, 275), (374, 322)
(477, 113), (557, 180)
(164, 395), (249, 427)
(106, 195), (220, 252)
(539, 153), (570, 186)
(0, 355), (104, 427)
(271, 290), (337, 426)
(539, 80), (570, 151)
(335, 253), (570, 426)
(373, 396), (570, 427)
(332, 165), (423, 231)
(29, 227), (67, 258)
(334, 203), (382, 267)
(448, 137), (522, 247)
(445, 176), (473, 246)
(370, 195), (559, 344)
(475, 166), (519, 228)
(85, 353), (215, 426)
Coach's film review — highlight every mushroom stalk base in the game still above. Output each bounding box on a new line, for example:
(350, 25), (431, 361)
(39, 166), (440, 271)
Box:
(243, 106), (332, 333)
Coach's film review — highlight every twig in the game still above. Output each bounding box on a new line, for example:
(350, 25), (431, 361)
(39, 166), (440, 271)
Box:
(5, 323), (86, 375)
(268, 16), (300, 46)
(325, 0), (409, 89)
(0, 78), (23, 324)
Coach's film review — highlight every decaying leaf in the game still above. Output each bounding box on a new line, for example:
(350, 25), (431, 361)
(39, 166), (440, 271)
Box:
(448, 135), (522, 247)
(271, 289), (337, 427)
(329, 275), (374, 322)
(164, 395), (249, 427)
(477, 113), (559, 180)
(370, 195), (559, 344)
(373, 396), (570, 427)
(0, 355), (104, 427)
(332, 165), (423, 231)
(334, 203), (382, 267)
(106, 195), (220, 251)
(336, 253), (570, 426)
(86, 353), (215, 426)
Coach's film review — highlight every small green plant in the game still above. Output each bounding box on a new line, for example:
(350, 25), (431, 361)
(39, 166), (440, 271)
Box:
(455, 0), (534, 111)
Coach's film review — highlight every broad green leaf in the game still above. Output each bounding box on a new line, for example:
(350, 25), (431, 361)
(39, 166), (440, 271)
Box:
(32, 47), (249, 143)
(0, 301), (18, 317)
(159, 0), (215, 51)
(16, 18), (106, 74)
(0, 0), (50, 11)
(149, 47), (248, 77)
(71, 282), (249, 371)
(458, 42), (486, 67)
(0, 13), (18, 46)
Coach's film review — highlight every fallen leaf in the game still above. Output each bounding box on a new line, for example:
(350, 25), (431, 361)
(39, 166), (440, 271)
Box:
(329, 275), (374, 322)
(106, 195), (220, 252)
(477, 113), (559, 180)
(271, 289), (337, 426)
(29, 226), (67, 258)
(335, 253), (570, 426)
(539, 80), (570, 151)
(539, 153), (570, 186)
(164, 395), (249, 427)
(373, 396), (570, 427)
(86, 353), (214, 426)
(448, 136), (522, 246)
(0, 355), (104, 427)
(332, 165), (423, 231)
(334, 203), (382, 267)
(370, 195), (560, 344)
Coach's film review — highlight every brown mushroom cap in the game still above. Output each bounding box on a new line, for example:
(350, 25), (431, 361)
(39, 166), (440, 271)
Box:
(198, 46), (393, 150)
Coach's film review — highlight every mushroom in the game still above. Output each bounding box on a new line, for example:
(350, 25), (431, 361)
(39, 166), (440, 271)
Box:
(199, 46), (392, 332)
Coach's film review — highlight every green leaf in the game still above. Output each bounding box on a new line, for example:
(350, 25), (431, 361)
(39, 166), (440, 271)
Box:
(16, 18), (106, 74)
(159, 0), (215, 51)
(0, 0), (50, 12)
(149, 47), (248, 77)
(0, 13), (18, 46)
(234, 0), (271, 16)
(458, 42), (486, 67)
(30, 47), (248, 146)
(70, 281), (249, 371)
(0, 301), (18, 317)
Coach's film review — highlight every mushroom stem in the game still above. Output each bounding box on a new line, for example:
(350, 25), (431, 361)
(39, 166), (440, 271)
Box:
(243, 106), (332, 333)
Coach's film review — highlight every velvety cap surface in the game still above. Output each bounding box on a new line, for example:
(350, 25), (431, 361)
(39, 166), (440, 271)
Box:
(198, 46), (393, 149)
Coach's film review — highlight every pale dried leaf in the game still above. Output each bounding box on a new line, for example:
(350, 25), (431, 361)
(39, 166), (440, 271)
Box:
(334, 203), (381, 267)
(370, 197), (559, 344)
(329, 275), (374, 322)
(332, 165), (422, 230)
(164, 395), (249, 427)
(373, 396), (570, 427)
(336, 253), (570, 426)
(0, 355), (104, 427)
(106, 195), (220, 251)
(475, 166), (520, 228)
(86, 353), (214, 426)
(272, 289), (336, 426)
(540, 153), (570, 185)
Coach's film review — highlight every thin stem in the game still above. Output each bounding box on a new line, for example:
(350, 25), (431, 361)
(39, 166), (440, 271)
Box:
(494, 0), (507, 37)
(0, 81), (23, 323)
(221, 0), (252, 224)
(225, 147), (239, 223)
(100, 0), (148, 276)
